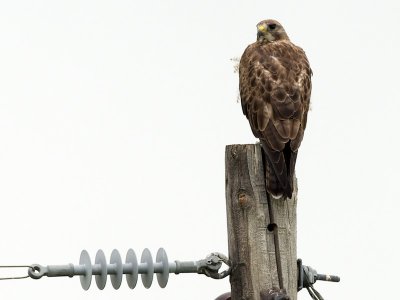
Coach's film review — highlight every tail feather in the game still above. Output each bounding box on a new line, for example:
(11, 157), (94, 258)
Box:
(260, 141), (296, 199)
(287, 149), (297, 198)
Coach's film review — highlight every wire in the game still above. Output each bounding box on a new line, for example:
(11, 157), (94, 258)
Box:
(0, 265), (32, 280)
(303, 268), (324, 300)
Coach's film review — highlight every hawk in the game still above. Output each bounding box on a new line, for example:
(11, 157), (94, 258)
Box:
(239, 19), (312, 199)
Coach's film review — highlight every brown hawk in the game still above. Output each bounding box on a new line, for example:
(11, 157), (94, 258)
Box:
(239, 19), (312, 199)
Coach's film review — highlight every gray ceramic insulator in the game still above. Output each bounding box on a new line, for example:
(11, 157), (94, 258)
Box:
(28, 247), (209, 290)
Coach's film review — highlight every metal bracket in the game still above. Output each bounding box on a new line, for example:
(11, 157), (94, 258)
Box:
(297, 259), (340, 291)
(198, 252), (231, 279)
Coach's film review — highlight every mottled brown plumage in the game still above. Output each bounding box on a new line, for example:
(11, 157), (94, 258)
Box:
(239, 19), (312, 199)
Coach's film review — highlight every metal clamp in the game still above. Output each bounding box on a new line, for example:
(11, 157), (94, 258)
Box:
(297, 259), (340, 291)
(198, 252), (231, 279)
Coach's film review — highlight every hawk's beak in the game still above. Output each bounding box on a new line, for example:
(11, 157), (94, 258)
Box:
(257, 24), (268, 40)
(257, 24), (268, 33)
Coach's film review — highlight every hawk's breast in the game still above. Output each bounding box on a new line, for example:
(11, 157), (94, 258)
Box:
(239, 40), (311, 152)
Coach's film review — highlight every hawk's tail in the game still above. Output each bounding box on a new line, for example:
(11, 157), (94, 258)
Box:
(260, 142), (295, 199)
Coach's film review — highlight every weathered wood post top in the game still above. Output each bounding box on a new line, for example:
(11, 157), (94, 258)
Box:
(225, 144), (298, 300)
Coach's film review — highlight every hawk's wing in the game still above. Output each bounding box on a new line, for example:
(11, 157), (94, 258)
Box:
(239, 40), (312, 197)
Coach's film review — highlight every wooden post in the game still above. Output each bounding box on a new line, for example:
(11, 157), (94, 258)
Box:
(225, 144), (298, 300)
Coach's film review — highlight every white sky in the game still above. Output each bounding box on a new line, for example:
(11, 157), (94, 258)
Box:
(0, 0), (399, 299)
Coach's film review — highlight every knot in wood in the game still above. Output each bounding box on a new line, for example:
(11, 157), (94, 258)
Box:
(230, 146), (238, 158)
(238, 192), (251, 209)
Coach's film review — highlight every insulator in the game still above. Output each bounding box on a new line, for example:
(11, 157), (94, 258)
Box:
(27, 248), (231, 290)
(28, 248), (171, 290)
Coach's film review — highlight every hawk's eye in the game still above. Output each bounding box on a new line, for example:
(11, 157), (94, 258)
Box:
(268, 24), (277, 30)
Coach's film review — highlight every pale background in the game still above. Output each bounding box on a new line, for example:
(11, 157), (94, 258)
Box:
(0, 1), (399, 299)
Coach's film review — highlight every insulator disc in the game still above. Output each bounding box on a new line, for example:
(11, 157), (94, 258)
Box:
(141, 248), (154, 289)
(125, 248), (138, 289)
(156, 248), (169, 288)
(79, 250), (92, 290)
(95, 249), (107, 290)
(110, 249), (123, 289)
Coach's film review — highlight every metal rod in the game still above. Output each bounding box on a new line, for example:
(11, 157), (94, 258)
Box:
(266, 192), (284, 290)
(316, 274), (340, 283)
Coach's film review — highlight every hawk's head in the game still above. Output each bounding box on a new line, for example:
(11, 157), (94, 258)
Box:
(257, 19), (289, 43)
